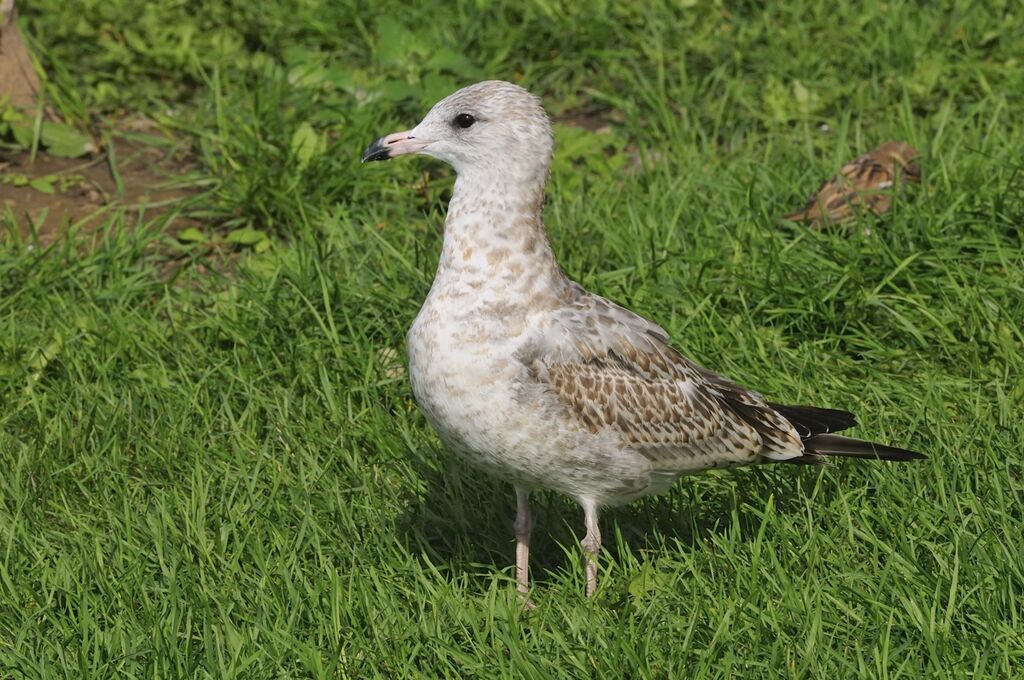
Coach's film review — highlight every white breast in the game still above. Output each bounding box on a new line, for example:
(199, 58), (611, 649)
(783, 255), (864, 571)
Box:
(406, 289), (532, 476)
(406, 287), (657, 503)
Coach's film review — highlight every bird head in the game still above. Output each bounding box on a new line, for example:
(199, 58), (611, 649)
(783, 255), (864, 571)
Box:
(361, 80), (554, 182)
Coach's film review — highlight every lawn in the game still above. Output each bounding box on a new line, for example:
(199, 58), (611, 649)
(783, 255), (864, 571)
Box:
(1, 1), (1022, 677)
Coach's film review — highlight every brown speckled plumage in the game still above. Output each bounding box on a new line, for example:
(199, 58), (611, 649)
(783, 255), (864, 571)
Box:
(784, 141), (921, 228)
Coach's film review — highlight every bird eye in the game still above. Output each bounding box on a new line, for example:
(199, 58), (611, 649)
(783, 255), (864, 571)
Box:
(453, 113), (476, 129)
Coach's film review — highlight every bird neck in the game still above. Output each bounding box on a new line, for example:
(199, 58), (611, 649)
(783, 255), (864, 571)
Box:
(434, 170), (569, 301)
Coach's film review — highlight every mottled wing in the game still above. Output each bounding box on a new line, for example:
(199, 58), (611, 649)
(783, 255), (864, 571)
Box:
(532, 290), (804, 472)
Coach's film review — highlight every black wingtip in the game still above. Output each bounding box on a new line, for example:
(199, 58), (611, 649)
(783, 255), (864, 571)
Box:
(769, 403), (925, 461)
(361, 137), (391, 163)
(804, 433), (926, 462)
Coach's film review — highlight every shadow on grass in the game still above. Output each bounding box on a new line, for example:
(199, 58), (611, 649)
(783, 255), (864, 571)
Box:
(395, 445), (825, 592)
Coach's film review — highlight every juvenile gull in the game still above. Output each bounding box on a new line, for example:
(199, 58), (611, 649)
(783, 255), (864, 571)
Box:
(362, 81), (924, 598)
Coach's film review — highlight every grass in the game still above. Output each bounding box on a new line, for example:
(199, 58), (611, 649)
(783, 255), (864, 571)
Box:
(2, 0), (1023, 677)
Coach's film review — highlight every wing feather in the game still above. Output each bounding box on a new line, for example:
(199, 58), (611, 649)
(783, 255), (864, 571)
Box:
(530, 291), (805, 471)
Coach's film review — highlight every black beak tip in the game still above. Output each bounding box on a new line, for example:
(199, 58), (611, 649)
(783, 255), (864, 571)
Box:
(361, 138), (391, 163)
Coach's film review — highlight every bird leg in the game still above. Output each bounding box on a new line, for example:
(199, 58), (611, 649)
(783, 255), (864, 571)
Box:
(513, 486), (534, 600)
(580, 499), (601, 597)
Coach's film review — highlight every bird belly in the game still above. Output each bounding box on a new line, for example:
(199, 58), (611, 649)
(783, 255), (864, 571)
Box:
(407, 307), (521, 462)
(406, 313), (657, 504)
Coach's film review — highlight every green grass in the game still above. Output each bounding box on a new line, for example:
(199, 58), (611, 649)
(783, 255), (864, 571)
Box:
(2, 0), (1023, 677)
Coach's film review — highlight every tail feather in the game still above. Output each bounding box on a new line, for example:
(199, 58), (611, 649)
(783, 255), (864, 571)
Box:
(770, 402), (925, 462)
(769, 403), (857, 437)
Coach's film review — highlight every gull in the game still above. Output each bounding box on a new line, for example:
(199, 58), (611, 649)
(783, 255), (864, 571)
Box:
(362, 81), (925, 599)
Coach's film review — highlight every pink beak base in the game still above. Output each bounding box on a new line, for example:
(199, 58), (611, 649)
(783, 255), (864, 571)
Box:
(361, 130), (431, 162)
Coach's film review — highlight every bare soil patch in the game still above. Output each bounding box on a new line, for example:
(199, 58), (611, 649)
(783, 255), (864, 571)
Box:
(1, 120), (199, 246)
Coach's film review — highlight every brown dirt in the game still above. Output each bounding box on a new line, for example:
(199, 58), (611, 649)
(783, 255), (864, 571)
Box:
(2, 5), (200, 249)
(555, 106), (619, 134)
(0, 119), (199, 246)
(0, 0), (41, 112)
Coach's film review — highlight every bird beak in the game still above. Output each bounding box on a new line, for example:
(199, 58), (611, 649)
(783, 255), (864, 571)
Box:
(361, 129), (431, 162)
